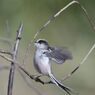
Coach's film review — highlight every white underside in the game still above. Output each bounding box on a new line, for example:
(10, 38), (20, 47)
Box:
(34, 49), (51, 75)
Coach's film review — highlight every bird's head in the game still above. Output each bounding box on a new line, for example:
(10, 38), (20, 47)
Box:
(34, 39), (49, 50)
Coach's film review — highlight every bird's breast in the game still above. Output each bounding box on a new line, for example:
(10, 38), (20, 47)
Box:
(34, 51), (51, 75)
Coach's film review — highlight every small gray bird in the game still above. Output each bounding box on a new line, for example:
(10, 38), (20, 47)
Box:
(33, 39), (74, 95)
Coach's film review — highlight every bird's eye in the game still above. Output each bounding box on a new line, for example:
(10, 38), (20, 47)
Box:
(38, 40), (42, 44)
(38, 41), (42, 44)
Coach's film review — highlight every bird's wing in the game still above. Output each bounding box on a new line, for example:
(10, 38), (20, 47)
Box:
(45, 46), (73, 64)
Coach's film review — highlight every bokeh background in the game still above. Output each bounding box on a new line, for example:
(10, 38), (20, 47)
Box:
(0, 0), (95, 95)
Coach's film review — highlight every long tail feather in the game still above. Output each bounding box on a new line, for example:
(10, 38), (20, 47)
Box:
(49, 74), (76, 95)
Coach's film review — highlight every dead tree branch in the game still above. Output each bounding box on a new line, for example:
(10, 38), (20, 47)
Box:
(7, 23), (23, 95)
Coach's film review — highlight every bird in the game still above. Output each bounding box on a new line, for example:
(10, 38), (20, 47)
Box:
(33, 39), (74, 95)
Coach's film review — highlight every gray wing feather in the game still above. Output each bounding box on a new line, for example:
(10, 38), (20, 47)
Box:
(46, 47), (72, 64)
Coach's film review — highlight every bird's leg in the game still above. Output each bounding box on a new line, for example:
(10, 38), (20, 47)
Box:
(32, 74), (53, 84)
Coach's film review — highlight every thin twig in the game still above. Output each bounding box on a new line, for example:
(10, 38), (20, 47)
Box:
(76, 0), (95, 32)
(62, 43), (95, 81)
(19, 66), (45, 84)
(18, 69), (46, 95)
(0, 49), (12, 55)
(7, 23), (23, 95)
(19, 66), (53, 85)
(0, 53), (15, 63)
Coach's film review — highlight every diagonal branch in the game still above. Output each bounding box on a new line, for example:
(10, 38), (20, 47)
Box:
(7, 23), (23, 95)
(0, 49), (12, 55)
(62, 43), (95, 81)
(18, 69), (46, 95)
(76, 0), (95, 32)
(19, 66), (45, 85)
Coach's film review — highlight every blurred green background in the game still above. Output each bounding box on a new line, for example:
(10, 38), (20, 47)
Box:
(0, 0), (95, 95)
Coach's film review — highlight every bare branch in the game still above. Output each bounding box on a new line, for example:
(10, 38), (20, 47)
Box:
(75, 0), (95, 32)
(0, 53), (15, 63)
(0, 49), (12, 55)
(62, 43), (95, 81)
(7, 23), (23, 95)
(18, 69), (47, 95)
(19, 66), (45, 85)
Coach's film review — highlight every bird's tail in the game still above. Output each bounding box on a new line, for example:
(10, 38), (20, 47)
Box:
(49, 74), (77, 95)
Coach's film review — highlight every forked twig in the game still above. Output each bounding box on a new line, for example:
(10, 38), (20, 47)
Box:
(0, 52), (49, 95)
(7, 23), (23, 95)
(0, 53), (51, 85)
